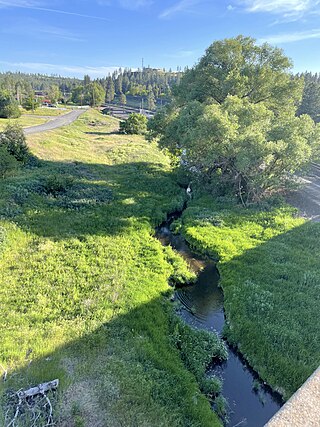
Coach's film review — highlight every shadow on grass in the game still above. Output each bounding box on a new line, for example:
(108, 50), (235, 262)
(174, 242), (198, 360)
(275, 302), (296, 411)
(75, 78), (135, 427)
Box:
(84, 131), (120, 136)
(1, 293), (220, 427)
(2, 158), (185, 240)
(215, 220), (320, 399)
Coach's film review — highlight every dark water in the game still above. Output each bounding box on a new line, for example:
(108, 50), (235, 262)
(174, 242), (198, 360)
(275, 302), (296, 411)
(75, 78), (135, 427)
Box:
(156, 217), (282, 427)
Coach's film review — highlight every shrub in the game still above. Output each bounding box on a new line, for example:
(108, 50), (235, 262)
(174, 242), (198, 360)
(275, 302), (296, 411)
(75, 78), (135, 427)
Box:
(0, 146), (18, 178)
(0, 90), (21, 118)
(0, 124), (29, 162)
(119, 113), (148, 135)
(42, 175), (74, 196)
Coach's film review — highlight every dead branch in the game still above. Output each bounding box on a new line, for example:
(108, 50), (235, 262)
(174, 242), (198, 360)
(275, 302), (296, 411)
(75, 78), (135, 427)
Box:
(6, 396), (22, 427)
(17, 379), (59, 399)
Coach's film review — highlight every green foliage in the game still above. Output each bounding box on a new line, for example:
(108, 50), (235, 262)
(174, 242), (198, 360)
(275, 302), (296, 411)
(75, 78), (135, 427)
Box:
(88, 82), (105, 107)
(0, 110), (221, 426)
(151, 37), (319, 202)
(171, 315), (228, 386)
(297, 78), (320, 123)
(0, 123), (29, 162)
(119, 93), (126, 105)
(105, 76), (115, 103)
(119, 113), (148, 135)
(0, 146), (18, 178)
(42, 174), (74, 196)
(147, 91), (156, 110)
(213, 395), (228, 418)
(0, 90), (21, 119)
(22, 93), (40, 111)
(174, 35), (302, 112)
(72, 83), (105, 107)
(181, 196), (320, 399)
(48, 84), (61, 104)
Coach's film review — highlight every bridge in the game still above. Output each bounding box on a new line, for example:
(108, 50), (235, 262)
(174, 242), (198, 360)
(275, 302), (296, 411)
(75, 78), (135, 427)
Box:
(101, 103), (155, 120)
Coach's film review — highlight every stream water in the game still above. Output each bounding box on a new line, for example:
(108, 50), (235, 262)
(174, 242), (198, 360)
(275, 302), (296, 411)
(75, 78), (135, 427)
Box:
(156, 213), (283, 427)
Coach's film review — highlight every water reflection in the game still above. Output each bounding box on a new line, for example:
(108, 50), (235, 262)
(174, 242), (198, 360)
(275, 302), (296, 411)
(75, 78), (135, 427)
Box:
(156, 220), (283, 426)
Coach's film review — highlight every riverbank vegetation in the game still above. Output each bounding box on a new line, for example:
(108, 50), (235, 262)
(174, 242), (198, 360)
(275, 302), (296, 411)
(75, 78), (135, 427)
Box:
(0, 109), (226, 426)
(149, 36), (320, 204)
(179, 196), (320, 399)
(149, 35), (320, 401)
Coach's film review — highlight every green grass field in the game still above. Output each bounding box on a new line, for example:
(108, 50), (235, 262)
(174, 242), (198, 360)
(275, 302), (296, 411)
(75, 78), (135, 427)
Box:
(0, 110), (223, 426)
(180, 196), (320, 400)
(21, 106), (71, 116)
(0, 115), (48, 131)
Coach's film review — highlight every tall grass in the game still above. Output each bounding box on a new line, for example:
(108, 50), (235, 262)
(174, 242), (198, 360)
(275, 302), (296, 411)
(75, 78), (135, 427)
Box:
(181, 196), (320, 399)
(0, 111), (222, 426)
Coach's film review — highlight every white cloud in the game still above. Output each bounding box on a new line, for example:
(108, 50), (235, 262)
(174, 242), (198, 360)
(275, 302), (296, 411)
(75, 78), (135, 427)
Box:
(0, 0), (111, 20)
(259, 28), (320, 44)
(159, 0), (204, 19)
(0, 61), (122, 77)
(239, 0), (320, 18)
(2, 22), (85, 41)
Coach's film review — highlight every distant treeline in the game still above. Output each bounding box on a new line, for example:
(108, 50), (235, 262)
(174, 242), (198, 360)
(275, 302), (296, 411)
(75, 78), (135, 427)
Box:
(296, 71), (320, 122)
(1, 69), (320, 117)
(0, 68), (184, 109)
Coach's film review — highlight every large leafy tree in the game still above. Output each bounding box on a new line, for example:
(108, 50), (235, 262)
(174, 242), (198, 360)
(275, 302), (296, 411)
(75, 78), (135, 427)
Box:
(174, 35), (302, 112)
(149, 36), (320, 203)
(48, 84), (61, 104)
(87, 82), (105, 107)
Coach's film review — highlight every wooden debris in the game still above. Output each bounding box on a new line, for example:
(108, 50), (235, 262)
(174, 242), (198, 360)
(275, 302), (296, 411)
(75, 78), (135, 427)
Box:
(17, 379), (59, 399)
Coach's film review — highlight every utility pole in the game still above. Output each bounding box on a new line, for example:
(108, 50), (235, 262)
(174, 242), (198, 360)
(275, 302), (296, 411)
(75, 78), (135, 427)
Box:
(142, 58), (144, 70)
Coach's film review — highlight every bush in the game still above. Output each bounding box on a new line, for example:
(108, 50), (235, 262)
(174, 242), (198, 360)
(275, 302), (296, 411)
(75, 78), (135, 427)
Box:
(0, 146), (18, 178)
(119, 113), (148, 135)
(0, 90), (21, 118)
(0, 124), (29, 162)
(42, 174), (74, 196)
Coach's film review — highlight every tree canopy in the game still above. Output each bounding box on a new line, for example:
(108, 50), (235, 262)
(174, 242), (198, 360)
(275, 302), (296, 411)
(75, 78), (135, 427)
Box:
(174, 35), (303, 112)
(149, 36), (320, 203)
(0, 90), (21, 118)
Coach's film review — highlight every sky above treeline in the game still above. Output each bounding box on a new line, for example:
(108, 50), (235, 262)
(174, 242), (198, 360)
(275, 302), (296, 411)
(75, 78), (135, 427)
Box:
(1, 0), (320, 78)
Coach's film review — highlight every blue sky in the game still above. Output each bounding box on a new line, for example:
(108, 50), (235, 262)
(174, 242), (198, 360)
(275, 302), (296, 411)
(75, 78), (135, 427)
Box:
(1, 0), (320, 78)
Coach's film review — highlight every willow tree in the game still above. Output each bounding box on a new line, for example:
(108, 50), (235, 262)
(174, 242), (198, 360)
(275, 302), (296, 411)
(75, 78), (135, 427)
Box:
(149, 36), (320, 203)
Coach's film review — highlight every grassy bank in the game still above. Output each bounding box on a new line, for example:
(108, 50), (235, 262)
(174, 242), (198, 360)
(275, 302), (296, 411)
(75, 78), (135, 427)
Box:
(0, 115), (48, 130)
(180, 196), (320, 400)
(0, 110), (222, 426)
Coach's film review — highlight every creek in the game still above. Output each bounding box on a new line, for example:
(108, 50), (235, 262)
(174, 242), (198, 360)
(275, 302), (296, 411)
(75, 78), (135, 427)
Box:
(156, 211), (283, 427)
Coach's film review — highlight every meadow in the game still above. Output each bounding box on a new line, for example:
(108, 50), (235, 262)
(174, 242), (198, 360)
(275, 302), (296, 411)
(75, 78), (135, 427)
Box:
(180, 196), (320, 400)
(0, 107), (73, 131)
(0, 110), (225, 426)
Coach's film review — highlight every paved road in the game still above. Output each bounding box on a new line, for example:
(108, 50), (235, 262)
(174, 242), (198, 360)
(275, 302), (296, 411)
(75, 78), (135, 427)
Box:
(24, 109), (86, 135)
(287, 163), (320, 221)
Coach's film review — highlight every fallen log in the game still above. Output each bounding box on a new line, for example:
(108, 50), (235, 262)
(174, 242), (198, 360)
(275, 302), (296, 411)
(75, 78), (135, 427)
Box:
(17, 379), (59, 399)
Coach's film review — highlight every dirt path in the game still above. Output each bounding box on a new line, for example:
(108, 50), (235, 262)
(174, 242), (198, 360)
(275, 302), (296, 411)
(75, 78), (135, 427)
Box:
(287, 163), (320, 222)
(24, 109), (86, 135)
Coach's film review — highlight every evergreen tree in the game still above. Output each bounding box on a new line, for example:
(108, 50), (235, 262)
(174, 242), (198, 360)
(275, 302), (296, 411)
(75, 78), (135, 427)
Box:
(106, 77), (115, 102)
(120, 93), (127, 105)
(147, 91), (156, 110)
(115, 74), (123, 94)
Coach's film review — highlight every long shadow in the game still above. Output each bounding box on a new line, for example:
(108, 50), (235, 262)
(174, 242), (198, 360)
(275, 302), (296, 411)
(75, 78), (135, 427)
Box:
(2, 158), (185, 240)
(214, 220), (320, 401)
(1, 295), (220, 427)
(2, 219), (319, 427)
(85, 131), (119, 136)
(2, 155), (319, 425)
